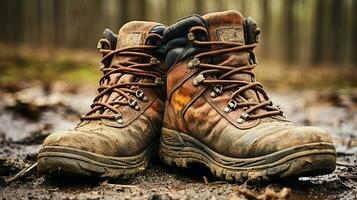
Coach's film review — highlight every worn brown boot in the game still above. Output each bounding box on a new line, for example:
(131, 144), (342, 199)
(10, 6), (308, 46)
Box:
(159, 10), (336, 182)
(37, 21), (167, 179)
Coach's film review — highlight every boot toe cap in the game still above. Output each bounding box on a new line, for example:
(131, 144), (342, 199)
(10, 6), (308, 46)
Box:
(232, 124), (334, 158)
(272, 126), (333, 149)
(41, 130), (117, 156)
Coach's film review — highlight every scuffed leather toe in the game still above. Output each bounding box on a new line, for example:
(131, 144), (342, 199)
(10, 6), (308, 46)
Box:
(233, 123), (334, 158)
(42, 130), (118, 156)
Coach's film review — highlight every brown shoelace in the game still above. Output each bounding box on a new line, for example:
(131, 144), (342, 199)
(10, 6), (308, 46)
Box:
(81, 43), (164, 124)
(187, 27), (282, 123)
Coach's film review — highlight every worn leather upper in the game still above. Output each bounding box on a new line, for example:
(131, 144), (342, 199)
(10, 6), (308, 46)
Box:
(42, 21), (167, 157)
(162, 10), (333, 158)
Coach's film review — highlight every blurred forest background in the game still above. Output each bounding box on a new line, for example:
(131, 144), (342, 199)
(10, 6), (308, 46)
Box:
(1, 1), (357, 199)
(0, 0), (356, 89)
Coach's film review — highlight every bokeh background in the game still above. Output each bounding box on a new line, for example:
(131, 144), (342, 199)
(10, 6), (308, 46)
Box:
(0, 1), (356, 199)
(0, 0), (356, 89)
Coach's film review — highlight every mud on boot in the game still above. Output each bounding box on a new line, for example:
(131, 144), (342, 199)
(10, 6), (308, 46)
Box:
(159, 10), (336, 182)
(38, 21), (167, 180)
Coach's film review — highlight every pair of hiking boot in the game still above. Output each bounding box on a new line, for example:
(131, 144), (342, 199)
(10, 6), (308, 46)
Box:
(37, 10), (336, 182)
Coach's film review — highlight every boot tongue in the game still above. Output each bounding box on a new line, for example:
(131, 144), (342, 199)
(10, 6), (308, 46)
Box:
(202, 10), (249, 68)
(202, 10), (245, 46)
(202, 10), (252, 85)
(116, 21), (159, 48)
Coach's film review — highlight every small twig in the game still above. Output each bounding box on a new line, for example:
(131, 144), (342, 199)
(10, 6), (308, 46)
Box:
(5, 162), (38, 185)
(208, 181), (228, 185)
(336, 161), (356, 168)
(100, 179), (138, 188)
(203, 176), (208, 184)
(336, 152), (355, 156)
(338, 174), (357, 180)
(108, 183), (138, 188)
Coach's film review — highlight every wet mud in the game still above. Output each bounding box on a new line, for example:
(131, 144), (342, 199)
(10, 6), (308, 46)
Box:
(0, 83), (356, 200)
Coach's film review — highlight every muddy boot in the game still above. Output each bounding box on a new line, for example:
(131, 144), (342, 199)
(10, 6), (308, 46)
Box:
(37, 21), (167, 179)
(159, 10), (336, 182)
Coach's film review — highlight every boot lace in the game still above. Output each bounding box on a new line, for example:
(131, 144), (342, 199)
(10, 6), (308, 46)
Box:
(186, 27), (282, 124)
(81, 36), (164, 124)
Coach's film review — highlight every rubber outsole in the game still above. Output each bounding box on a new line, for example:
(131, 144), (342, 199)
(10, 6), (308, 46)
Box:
(159, 127), (336, 182)
(37, 139), (159, 180)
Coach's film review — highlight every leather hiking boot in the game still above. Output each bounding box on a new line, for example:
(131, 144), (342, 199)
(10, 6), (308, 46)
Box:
(159, 10), (336, 182)
(38, 21), (167, 179)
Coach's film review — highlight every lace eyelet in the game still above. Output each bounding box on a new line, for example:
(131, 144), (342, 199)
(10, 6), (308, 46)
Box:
(210, 85), (223, 98)
(135, 90), (148, 102)
(224, 107), (231, 113)
(192, 74), (205, 87)
(188, 58), (200, 69)
(224, 100), (238, 113)
(114, 113), (123, 124)
(228, 100), (238, 109)
(150, 58), (160, 66)
(187, 32), (195, 41)
(129, 99), (140, 111)
(97, 41), (103, 49)
(237, 112), (249, 124)
(154, 78), (164, 86)
(129, 99), (137, 106)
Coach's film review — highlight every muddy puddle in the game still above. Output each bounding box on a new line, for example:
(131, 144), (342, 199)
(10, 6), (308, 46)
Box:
(0, 83), (356, 200)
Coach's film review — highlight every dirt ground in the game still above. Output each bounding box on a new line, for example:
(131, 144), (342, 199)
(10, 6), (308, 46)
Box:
(0, 82), (356, 200)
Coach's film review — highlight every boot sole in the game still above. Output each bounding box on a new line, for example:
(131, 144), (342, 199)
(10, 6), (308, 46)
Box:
(37, 139), (159, 179)
(159, 127), (336, 182)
